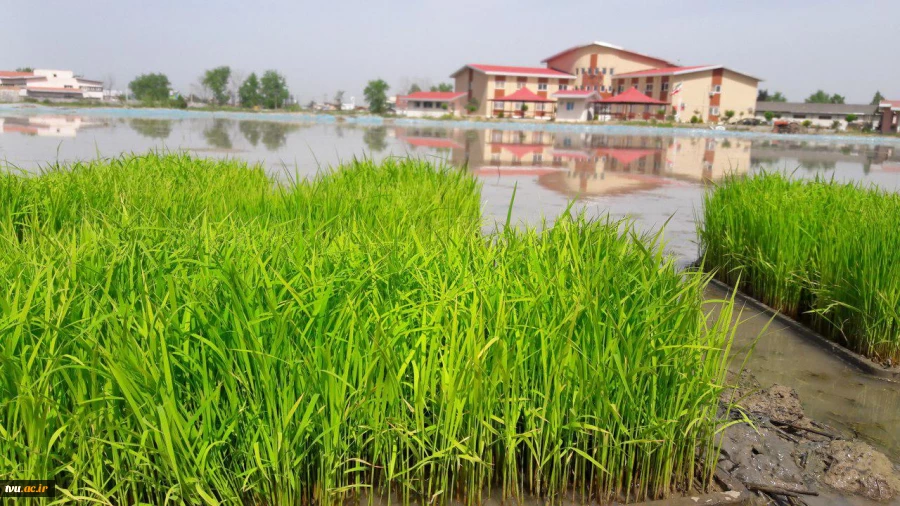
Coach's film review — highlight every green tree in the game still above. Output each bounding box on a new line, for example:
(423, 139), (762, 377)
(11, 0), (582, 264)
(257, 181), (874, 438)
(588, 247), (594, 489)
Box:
(364, 79), (390, 114)
(408, 83), (422, 94)
(805, 90), (845, 104)
(764, 111), (775, 122)
(259, 70), (289, 109)
(130, 118), (172, 139)
(15, 67), (33, 73)
(724, 110), (736, 123)
(757, 89), (769, 101)
(239, 73), (261, 108)
(871, 91), (885, 105)
(203, 118), (233, 149)
(769, 91), (787, 102)
(430, 83), (454, 92)
(334, 90), (345, 109)
(128, 73), (171, 102)
(845, 114), (858, 124)
(466, 98), (479, 114)
(202, 66), (232, 106)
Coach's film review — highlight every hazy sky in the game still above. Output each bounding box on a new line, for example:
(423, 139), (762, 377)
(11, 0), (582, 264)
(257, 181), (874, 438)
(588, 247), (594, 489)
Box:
(5, 0), (898, 104)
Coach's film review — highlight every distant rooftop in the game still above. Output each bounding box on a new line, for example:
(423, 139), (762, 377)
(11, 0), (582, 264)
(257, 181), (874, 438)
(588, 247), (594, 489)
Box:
(756, 102), (878, 115)
(452, 64), (574, 79)
(541, 41), (676, 67)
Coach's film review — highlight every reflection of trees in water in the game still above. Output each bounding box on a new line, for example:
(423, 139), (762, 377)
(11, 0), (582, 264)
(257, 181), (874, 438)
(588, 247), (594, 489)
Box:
(203, 119), (233, 149)
(238, 120), (301, 151)
(130, 118), (173, 139)
(363, 126), (388, 153)
(800, 160), (837, 171)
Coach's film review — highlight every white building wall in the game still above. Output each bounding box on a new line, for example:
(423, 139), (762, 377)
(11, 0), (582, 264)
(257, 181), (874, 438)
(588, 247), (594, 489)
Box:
(555, 99), (592, 122)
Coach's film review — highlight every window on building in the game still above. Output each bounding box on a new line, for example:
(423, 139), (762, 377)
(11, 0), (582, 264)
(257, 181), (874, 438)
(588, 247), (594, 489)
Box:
(535, 103), (544, 111)
(661, 82), (669, 92)
(538, 83), (547, 91)
(514, 102), (523, 110)
(599, 85), (605, 92)
(645, 84), (653, 94)
(496, 80), (505, 89)
(602, 67), (607, 75)
(713, 84), (722, 93)
(819, 115), (832, 120)
(559, 84), (568, 91)
(609, 68), (615, 75)
(494, 102), (504, 110)
(793, 114), (806, 119)
(533, 154), (543, 163)
(517, 82), (524, 89)
(423, 102), (433, 109)
(710, 106), (720, 116)
(413, 101), (421, 108)
(593, 86), (598, 91)
(618, 84), (624, 94)
(581, 68), (587, 75)
(491, 153), (500, 162)
(566, 101), (574, 111)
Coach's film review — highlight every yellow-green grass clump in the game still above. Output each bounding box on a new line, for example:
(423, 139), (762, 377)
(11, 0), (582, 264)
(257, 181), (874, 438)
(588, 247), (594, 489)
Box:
(1, 153), (734, 505)
(700, 171), (900, 364)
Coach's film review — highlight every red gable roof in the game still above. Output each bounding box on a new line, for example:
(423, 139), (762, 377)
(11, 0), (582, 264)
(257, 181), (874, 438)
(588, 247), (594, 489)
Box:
(880, 100), (900, 109)
(597, 87), (666, 105)
(404, 91), (466, 101)
(452, 64), (574, 78)
(493, 87), (553, 102)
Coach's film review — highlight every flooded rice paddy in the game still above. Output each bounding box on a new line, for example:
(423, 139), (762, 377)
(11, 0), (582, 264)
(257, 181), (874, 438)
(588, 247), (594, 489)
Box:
(2, 107), (899, 461)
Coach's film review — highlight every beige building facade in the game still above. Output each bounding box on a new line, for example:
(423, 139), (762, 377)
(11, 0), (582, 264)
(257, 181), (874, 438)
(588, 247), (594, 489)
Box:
(452, 41), (762, 123)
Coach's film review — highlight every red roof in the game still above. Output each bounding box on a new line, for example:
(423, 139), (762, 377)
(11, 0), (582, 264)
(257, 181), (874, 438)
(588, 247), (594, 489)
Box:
(880, 100), (900, 109)
(597, 87), (666, 105)
(541, 41), (676, 67)
(25, 87), (84, 93)
(613, 65), (714, 79)
(493, 87), (553, 102)
(452, 64), (573, 78)
(403, 136), (463, 149)
(0, 71), (35, 78)
(404, 91), (466, 101)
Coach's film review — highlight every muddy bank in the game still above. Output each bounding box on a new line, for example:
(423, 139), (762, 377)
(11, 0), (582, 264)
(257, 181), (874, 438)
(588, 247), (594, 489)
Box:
(719, 372), (900, 505)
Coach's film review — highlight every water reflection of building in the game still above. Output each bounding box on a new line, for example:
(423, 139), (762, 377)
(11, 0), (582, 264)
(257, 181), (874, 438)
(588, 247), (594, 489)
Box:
(0, 115), (102, 137)
(426, 128), (753, 197)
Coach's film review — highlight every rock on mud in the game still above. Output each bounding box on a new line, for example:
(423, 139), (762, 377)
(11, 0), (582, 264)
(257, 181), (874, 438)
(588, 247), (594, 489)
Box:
(809, 440), (900, 501)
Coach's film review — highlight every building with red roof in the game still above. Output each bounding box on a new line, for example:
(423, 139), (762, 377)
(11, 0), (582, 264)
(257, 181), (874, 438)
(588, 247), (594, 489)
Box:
(397, 91), (468, 117)
(0, 69), (104, 101)
(878, 100), (900, 133)
(448, 40), (762, 123)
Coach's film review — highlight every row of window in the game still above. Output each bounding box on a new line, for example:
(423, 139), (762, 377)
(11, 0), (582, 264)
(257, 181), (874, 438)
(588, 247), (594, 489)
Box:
(493, 102), (548, 111)
(495, 81), (552, 90)
(578, 67), (615, 76)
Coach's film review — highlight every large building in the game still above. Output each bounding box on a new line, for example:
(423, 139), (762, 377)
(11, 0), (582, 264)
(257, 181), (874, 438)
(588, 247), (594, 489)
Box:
(0, 69), (104, 100)
(452, 41), (762, 123)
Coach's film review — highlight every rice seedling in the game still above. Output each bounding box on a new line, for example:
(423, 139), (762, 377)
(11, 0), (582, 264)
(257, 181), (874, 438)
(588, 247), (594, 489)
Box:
(0, 153), (735, 504)
(700, 171), (900, 364)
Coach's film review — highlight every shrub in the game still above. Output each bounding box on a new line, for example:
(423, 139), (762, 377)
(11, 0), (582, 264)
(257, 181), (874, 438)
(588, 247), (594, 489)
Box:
(690, 115), (701, 124)
(802, 120), (812, 128)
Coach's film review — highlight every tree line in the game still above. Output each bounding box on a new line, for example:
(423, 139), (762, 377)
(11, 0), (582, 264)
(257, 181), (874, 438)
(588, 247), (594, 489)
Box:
(758, 89), (887, 105)
(128, 66), (291, 109)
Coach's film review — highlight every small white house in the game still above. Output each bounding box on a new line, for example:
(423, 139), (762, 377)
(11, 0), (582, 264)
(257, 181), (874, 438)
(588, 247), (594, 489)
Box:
(553, 90), (599, 122)
(398, 91), (467, 118)
(11, 69), (105, 100)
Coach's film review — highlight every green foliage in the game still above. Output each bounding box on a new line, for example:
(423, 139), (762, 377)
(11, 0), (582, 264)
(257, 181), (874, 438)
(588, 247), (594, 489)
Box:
(259, 70), (289, 109)
(202, 66), (232, 105)
(764, 111), (775, 122)
(239, 73), (261, 108)
(724, 110), (735, 122)
(690, 115), (701, 124)
(0, 153), (735, 504)
(364, 79), (390, 114)
(770, 91), (787, 102)
(466, 97), (479, 114)
(871, 91), (885, 106)
(832, 120), (841, 129)
(700, 172), (900, 363)
(802, 120), (812, 128)
(845, 114), (858, 123)
(15, 67), (33, 73)
(520, 103), (528, 112)
(430, 82), (454, 92)
(805, 90), (845, 104)
(170, 94), (188, 109)
(128, 72), (171, 102)
(408, 83), (422, 94)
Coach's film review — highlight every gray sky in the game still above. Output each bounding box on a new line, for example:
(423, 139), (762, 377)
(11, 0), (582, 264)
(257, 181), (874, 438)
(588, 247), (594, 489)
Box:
(5, 0), (898, 104)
